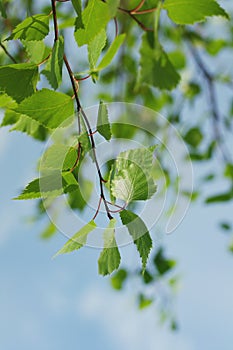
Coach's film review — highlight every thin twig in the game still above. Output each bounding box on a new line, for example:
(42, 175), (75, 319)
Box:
(187, 42), (232, 163)
(0, 42), (17, 63)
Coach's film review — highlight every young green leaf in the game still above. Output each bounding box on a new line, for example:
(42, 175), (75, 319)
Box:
(74, 0), (110, 46)
(8, 14), (50, 41)
(163, 0), (229, 25)
(97, 101), (111, 141)
(120, 210), (152, 272)
(97, 34), (126, 71)
(0, 63), (38, 102)
(107, 0), (120, 18)
(14, 89), (74, 129)
(10, 114), (47, 141)
(15, 172), (79, 200)
(54, 220), (97, 257)
(41, 144), (78, 171)
(111, 147), (157, 203)
(98, 219), (121, 276)
(139, 33), (180, 91)
(23, 40), (51, 64)
(88, 29), (107, 69)
(42, 36), (64, 90)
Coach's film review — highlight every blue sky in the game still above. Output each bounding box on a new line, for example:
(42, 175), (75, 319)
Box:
(0, 118), (233, 350)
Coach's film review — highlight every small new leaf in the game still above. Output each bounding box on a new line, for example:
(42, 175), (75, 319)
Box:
(120, 210), (152, 272)
(88, 29), (107, 69)
(42, 36), (64, 90)
(97, 34), (126, 71)
(54, 220), (96, 257)
(98, 219), (121, 276)
(97, 101), (111, 141)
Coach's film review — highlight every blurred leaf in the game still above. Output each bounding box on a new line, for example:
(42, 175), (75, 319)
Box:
(111, 269), (128, 290)
(138, 294), (153, 310)
(153, 248), (176, 275)
(184, 127), (203, 148)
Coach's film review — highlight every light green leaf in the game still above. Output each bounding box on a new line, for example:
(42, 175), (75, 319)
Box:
(163, 0), (229, 25)
(98, 219), (121, 276)
(74, 0), (110, 46)
(41, 144), (78, 171)
(54, 220), (96, 256)
(97, 34), (126, 71)
(107, 0), (120, 17)
(10, 114), (47, 141)
(120, 210), (152, 272)
(97, 101), (111, 141)
(42, 36), (64, 90)
(88, 29), (107, 69)
(0, 93), (17, 109)
(111, 147), (157, 203)
(8, 14), (50, 41)
(68, 179), (93, 211)
(14, 89), (74, 129)
(0, 63), (38, 102)
(23, 40), (51, 64)
(40, 222), (57, 239)
(15, 172), (79, 200)
(139, 33), (180, 90)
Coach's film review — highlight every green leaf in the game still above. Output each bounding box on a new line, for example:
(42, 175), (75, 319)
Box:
(0, 93), (17, 109)
(97, 34), (126, 71)
(139, 33), (180, 90)
(120, 210), (152, 272)
(14, 89), (74, 129)
(153, 248), (176, 275)
(68, 179), (93, 211)
(98, 219), (121, 276)
(41, 144), (78, 171)
(74, 0), (110, 46)
(163, 0), (229, 25)
(138, 294), (153, 310)
(184, 127), (203, 148)
(15, 172), (79, 200)
(88, 29), (107, 69)
(23, 40), (51, 64)
(0, 0), (7, 18)
(97, 100), (111, 141)
(107, 0), (120, 17)
(205, 190), (233, 203)
(40, 222), (57, 239)
(10, 114), (47, 141)
(110, 269), (128, 290)
(8, 14), (50, 41)
(111, 147), (157, 203)
(54, 220), (96, 256)
(0, 63), (38, 102)
(42, 36), (64, 90)
(71, 0), (82, 17)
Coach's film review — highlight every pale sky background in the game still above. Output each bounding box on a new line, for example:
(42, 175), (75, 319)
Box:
(1, 1), (233, 349)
